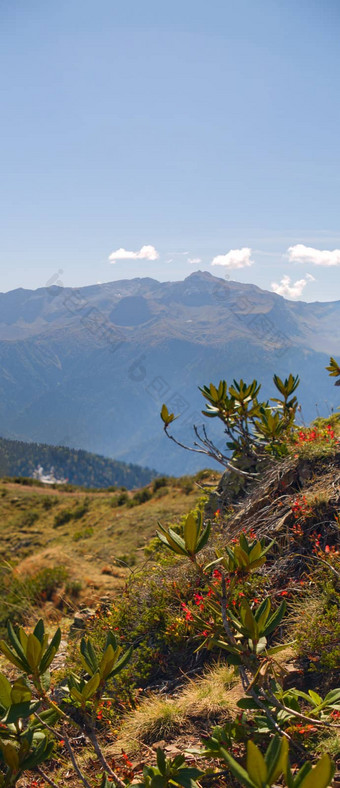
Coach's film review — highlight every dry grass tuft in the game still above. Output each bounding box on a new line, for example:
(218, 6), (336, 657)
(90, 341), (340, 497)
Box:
(113, 663), (240, 754)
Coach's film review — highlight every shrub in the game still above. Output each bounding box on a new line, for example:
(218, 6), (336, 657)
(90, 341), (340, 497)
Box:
(153, 476), (168, 492)
(24, 566), (68, 603)
(0, 565), (68, 632)
(155, 487), (168, 498)
(65, 578), (82, 598)
(161, 373), (301, 477)
(19, 509), (39, 528)
(72, 526), (94, 541)
(179, 478), (194, 495)
(53, 508), (74, 527)
(72, 500), (90, 519)
(79, 562), (200, 705)
(296, 603), (340, 670)
(41, 496), (58, 510)
(116, 491), (129, 506)
(53, 500), (89, 527)
(131, 488), (152, 505)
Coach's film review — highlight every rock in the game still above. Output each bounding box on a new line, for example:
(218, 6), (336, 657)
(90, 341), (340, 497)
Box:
(79, 607), (94, 616)
(152, 740), (166, 750)
(70, 608), (95, 632)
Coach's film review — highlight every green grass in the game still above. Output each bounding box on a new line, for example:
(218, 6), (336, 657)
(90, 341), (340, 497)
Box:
(0, 471), (219, 624)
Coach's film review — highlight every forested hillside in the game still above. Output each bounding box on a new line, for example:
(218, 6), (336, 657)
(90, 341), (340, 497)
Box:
(0, 436), (157, 489)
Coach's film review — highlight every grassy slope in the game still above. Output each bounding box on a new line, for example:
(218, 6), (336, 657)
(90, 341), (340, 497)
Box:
(0, 471), (219, 615)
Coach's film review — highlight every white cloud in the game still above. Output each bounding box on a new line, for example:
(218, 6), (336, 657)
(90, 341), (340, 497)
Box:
(287, 244), (340, 267)
(271, 273), (315, 299)
(109, 244), (159, 263)
(211, 247), (254, 269)
(187, 257), (202, 264)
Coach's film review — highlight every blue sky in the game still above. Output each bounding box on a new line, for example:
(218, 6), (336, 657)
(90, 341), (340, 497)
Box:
(1, 0), (340, 301)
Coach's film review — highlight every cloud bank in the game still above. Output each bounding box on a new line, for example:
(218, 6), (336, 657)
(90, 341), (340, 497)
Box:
(187, 257), (202, 264)
(271, 273), (315, 299)
(288, 244), (340, 267)
(109, 245), (159, 263)
(211, 247), (253, 269)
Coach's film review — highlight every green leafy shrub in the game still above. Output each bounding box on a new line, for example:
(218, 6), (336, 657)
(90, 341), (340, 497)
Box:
(53, 500), (89, 527)
(161, 373), (300, 476)
(130, 488), (152, 506)
(296, 603), (340, 670)
(79, 563), (201, 706)
(18, 510), (39, 528)
(41, 496), (58, 510)
(72, 500), (90, 519)
(25, 566), (68, 603)
(72, 526), (94, 541)
(154, 487), (168, 498)
(152, 476), (168, 492)
(53, 508), (74, 527)
(65, 578), (82, 598)
(116, 491), (129, 506)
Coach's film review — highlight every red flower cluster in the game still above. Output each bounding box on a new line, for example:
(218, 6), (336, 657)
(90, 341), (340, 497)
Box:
(293, 722), (317, 736)
(96, 698), (113, 721)
(297, 429), (318, 443)
(181, 602), (193, 621)
(295, 424), (336, 445)
(324, 544), (339, 555)
(291, 521), (303, 538)
(193, 592), (205, 611)
(291, 495), (311, 520)
(122, 751), (133, 768)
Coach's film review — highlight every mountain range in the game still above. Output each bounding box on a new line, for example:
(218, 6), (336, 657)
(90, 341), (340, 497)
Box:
(0, 271), (339, 474)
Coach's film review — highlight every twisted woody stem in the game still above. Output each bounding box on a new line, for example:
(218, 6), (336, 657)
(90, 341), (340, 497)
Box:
(220, 572), (292, 742)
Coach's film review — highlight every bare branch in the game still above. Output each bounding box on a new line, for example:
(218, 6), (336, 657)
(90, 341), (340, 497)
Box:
(35, 766), (60, 788)
(62, 727), (92, 788)
(164, 424), (257, 478)
(86, 728), (126, 788)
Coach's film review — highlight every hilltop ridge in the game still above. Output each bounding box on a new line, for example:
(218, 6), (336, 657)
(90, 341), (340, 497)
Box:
(0, 435), (157, 489)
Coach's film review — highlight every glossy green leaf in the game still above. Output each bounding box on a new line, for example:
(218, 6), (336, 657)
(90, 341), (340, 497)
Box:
(298, 755), (335, 788)
(184, 513), (199, 554)
(156, 747), (166, 776)
(267, 736), (288, 784)
(0, 674), (11, 709)
(247, 740), (267, 787)
(219, 748), (256, 788)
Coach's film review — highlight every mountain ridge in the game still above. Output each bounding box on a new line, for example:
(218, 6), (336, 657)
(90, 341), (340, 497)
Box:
(0, 435), (157, 489)
(0, 272), (339, 474)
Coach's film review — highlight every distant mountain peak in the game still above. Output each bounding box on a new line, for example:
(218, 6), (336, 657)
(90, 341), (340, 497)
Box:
(184, 270), (218, 282)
